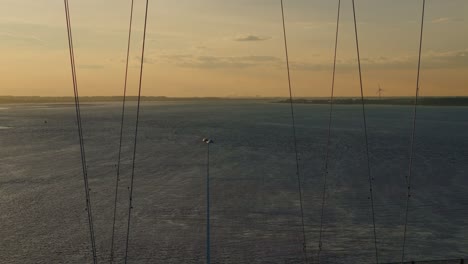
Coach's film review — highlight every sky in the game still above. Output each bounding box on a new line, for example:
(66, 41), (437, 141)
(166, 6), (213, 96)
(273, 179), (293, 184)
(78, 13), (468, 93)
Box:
(0, 0), (467, 97)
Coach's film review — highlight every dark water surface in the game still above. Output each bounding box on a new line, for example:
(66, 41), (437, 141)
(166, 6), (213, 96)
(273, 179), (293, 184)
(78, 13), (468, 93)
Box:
(1, 101), (467, 263)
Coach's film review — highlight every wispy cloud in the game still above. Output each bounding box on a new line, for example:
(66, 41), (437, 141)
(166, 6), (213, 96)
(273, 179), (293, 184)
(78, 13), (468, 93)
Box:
(233, 34), (271, 42)
(150, 48), (468, 71)
(0, 31), (47, 46)
(432, 17), (463, 24)
(423, 49), (468, 68)
(159, 54), (280, 69)
(357, 49), (468, 69)
(294, 21), (337, 30)
(195, 46), (209, 50)
(78, 64), (105, 69)
(432, 17), (451, 24)
(134, 56), (156, 64)
(289, 61), (331, 71)
(292, 49), (468, 71)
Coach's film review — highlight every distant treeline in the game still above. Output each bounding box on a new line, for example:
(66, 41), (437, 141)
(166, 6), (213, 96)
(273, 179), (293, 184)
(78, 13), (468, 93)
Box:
(0, 96), (253, 104)
(3, 96), (468, 106)
(275, 97), (468, 106)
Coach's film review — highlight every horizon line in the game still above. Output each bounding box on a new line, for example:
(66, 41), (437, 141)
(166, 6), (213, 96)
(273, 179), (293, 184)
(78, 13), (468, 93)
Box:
(3, 95), (468, 99)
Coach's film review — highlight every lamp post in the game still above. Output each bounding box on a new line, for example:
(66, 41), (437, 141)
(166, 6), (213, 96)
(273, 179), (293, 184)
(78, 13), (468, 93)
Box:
(202, 138), (214, 264)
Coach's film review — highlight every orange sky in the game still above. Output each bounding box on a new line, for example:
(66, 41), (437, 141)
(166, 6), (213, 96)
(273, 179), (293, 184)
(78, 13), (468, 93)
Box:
(0, 0), (467, 97)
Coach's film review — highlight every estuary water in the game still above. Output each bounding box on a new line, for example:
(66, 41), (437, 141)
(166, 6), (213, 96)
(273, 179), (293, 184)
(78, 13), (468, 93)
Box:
(0, 101), (467, 263)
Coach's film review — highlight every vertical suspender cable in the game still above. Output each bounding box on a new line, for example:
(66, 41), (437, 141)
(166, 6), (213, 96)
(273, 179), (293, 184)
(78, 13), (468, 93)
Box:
(351, 1), (379, 263)
(124, 0), (149, 263)
(317, 0), (341, 262)
(401, 1), (426, 263)
(63, 0), (98, 263)
(109, 0), (135, 262)
(280, 1), (309, 262)
(206, 141), (211, 264)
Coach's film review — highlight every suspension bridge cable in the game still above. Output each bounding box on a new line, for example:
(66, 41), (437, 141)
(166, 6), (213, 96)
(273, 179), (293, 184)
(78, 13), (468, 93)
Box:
(280, 1), (309, 262)
(124, 0), (149, 262)
(401, 1), (426, 262)
(109, 0), (135, 262)
(64, 0), (98, 263)
(204, 139), (213, 264)
(317, 0), (341, 262)
(351, 1), (379, 263)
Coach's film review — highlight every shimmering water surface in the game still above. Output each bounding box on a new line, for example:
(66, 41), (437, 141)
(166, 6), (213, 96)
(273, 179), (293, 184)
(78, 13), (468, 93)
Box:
(0, 101), (467, 263)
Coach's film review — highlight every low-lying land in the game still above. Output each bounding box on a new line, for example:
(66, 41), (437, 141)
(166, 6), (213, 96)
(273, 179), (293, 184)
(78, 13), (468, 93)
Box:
(2, 96), (468, 106)
(0, 96), (243, 104)
(275, 97), (468, 106)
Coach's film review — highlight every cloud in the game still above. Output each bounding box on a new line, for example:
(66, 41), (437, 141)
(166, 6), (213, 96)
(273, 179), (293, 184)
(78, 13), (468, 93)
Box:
(160, 54), (281, 69)
(356, 50), (468, 69)
(233, 35), (271, 42)
(289, 61), (332, 71)
(295, 21), (337, 30)
(0, 31), (47, 46)
(432, 17), (450, 24)
(134, 56), (156, 64)
(423, 49), (468, 69)
(151, 48), (468, 71)
(432, 17), (463, 24)
(195, 46), (209, 50)
(78, 64), (104, 69)
(292, 49), (468, 71)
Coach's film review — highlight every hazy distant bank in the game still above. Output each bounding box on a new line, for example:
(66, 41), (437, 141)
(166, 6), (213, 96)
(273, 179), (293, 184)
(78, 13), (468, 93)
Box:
(275, 97), (468, 106)
(2, 96), (468, 106)
(0, 96), (271, 104)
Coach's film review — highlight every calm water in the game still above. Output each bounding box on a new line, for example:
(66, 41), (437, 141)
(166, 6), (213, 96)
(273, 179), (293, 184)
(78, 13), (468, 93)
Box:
(0, 101), (467, 263)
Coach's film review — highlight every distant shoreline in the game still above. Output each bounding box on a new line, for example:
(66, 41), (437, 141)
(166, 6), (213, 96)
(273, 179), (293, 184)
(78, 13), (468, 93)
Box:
(0, 96), (268, 104)
(2, 96), (468, 106)
(274, 97), (468, 106)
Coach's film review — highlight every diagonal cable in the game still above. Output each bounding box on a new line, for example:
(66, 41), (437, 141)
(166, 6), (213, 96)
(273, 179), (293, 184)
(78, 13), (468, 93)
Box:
(64, 0), (98, 263)
(124, 0), (150, 263)
(317, 0), (341, 262)
(280, 0), (309, 262)
(351, 0), (379, 262)
(109, 0), (135, 262)
(401, 1), (426, 263)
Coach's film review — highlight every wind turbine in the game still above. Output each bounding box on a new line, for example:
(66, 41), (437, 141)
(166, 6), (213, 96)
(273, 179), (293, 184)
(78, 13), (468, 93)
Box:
(377, 84), (385, 100)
